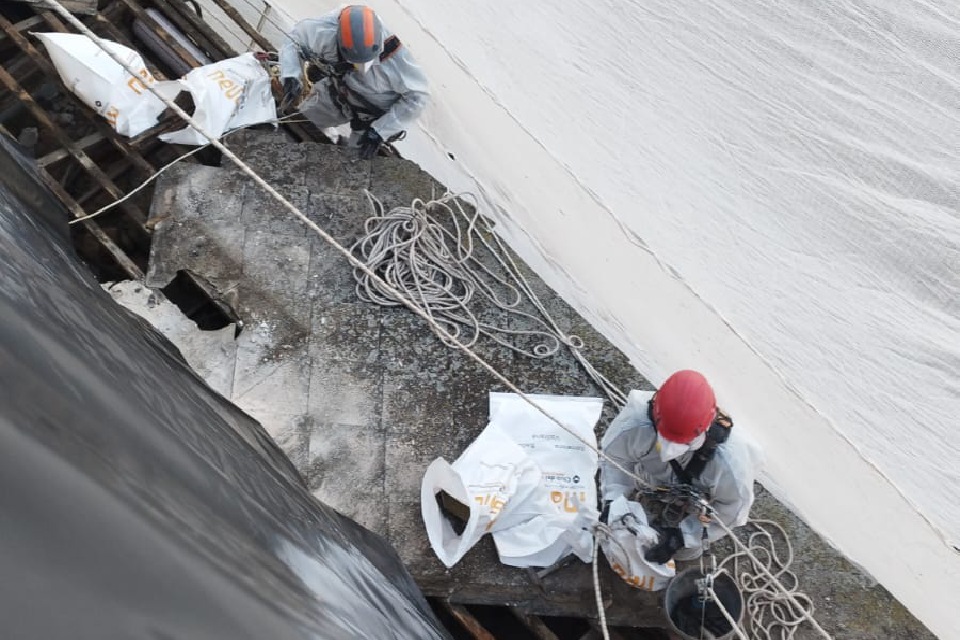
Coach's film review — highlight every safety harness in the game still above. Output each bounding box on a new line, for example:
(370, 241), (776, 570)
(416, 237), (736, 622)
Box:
(303, 35), (404, 132)
(668, 409), (733, 486)
(636, 404), (733, 527)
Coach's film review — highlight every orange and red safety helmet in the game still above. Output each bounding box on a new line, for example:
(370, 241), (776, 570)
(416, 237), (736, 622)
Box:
(338, 5), (384, 64)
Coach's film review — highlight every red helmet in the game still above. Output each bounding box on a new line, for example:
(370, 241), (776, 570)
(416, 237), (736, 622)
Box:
(652, 370), (716, 443)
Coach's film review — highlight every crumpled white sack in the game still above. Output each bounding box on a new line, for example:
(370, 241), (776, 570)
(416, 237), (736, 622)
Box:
(421, 392), (603, 569)
(599, 496), (676, 591)
(420, 422), (543, 568)
(33, 32), (179, 137)
(486, 392), (602, 567)
(160, 53), (277, 145)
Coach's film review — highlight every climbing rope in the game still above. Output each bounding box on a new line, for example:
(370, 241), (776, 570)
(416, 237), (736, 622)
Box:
(592, 533), (611, 640)
(705, 580), (751, 640)
(713, 519), (822, 640)
(40, 5), (833, 639)
(350, 192), (627, 409)
(68, 114), (311, 225)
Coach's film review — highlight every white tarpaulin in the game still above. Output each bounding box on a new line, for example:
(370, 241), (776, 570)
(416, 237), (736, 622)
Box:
(33, 32), (178, 137)
(598, 496), (675, 591)
(159, 53), (277, 145)
(421, 392), (603, 568)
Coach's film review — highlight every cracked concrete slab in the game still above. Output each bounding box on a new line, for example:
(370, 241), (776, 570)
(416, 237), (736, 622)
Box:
(131, 128), (935, 638)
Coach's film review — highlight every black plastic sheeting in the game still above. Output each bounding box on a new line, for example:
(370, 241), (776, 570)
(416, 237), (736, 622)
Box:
(0, 135), (451, 640)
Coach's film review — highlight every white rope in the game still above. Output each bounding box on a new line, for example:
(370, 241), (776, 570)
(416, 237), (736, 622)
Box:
(705, 583), (751, 640)
(39, 7), (833, 640)
(350, 192), (628, 409)
(592, 533), (611, 640)
(710, 516), (832, 640)
(67, 115), (309, 225)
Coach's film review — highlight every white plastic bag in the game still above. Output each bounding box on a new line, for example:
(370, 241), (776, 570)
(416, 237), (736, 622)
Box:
(420, 422), (542, 568)
(421, 392), (603, 569)
(33, 32), (179, 137)
(599, 496), (675, 591)
(160, 53), (277, 145)
(487, 392), (602, 567)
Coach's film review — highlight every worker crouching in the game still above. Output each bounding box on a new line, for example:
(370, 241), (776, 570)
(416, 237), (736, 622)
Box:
(278, 5), (430, 159)
(600, 370), (763, 564)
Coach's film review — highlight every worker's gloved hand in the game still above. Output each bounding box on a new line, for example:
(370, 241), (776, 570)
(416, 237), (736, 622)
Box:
(358, 128), (383, 160)
(281, 77), (302, 112)
(644, 526), (685, 564)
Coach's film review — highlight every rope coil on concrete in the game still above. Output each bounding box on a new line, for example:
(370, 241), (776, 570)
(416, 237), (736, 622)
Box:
(715, 519), (821, 640)
(36, 4), (832, 639)
(710, 516), (832, 639)
(350, 192), (627, 408)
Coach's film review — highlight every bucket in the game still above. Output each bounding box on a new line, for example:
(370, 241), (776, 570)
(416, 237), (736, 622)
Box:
(663, 568), (743, 639)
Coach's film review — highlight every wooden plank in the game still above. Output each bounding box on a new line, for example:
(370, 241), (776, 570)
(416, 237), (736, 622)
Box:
(37, 161), (144, 279)
(38, 132), (103, 167)
(93, 7), (167, 80)
(509, 608), (561, 640)
(3, 119), (144, 279)
(9, 0), (97, 17)
(0, 12), (157, 178)
(160, 0), (236, 62)
(0, 15), (44, 44)
(205, 0), (273, 52)
(588, 620), (629, 640)
(0, 62), (150, 228)
(113, 0), (207, 70)
(437, 601), (496, 640)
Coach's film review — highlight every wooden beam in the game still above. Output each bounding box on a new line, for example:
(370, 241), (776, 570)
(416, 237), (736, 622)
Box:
(38, 132), (103, 167)
(0, 12), (157, 178)
(160, 0), (236, 62)
(509, 608), (561, 640)
(0, 15), (44, 44)
(9, 0), (97, 17)
(0, 62), (151, 228)
(113, 0), (206, 70)
(92, 6), (167, 80)
(3, 121), (139, 279)
(37, 160), (144, 279)
(205, 0), (273, 52)
(437, 601), (496, 640)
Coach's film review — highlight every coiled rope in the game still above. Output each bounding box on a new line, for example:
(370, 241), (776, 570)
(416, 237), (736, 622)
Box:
(715, 519), (821, 640)
(38, 4), (831, 638)
(350, 192), (627, 408)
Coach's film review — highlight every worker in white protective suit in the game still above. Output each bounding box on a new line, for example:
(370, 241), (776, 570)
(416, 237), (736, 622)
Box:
(599, 370), (763, 563)
(278, 4), (430, 159)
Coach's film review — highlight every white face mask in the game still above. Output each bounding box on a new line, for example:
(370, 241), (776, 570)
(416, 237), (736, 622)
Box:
(657, 432), (707, 462)
(353, 59), (375, 74)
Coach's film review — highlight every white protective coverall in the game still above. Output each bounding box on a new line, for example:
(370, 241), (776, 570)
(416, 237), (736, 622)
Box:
(278, 11), (429, 140)
(600, 390), (763, 550)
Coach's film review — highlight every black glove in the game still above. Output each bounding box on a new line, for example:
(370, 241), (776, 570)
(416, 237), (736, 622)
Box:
(281, 77), (302, 112)
(644, 526), (685, 564)
(358, 127), (383, 160)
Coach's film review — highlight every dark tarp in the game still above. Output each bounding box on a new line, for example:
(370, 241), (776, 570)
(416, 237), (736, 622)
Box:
(0, 134), (450, 640)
